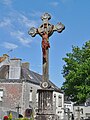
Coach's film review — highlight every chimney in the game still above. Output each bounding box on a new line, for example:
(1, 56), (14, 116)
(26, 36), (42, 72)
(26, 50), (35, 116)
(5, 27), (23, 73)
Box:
(9, 58), (22, 79)
(22, 62), (30, 69)
(3, 54), (9, 65)
(0, 54), (9, 67)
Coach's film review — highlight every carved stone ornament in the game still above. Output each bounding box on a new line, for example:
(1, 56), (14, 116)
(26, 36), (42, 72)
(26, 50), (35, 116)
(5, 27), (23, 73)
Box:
(28, 27), (37, 37)
(42, 81), (49, 88)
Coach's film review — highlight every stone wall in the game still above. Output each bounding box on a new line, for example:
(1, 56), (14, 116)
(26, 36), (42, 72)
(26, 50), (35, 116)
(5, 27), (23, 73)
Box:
(0, 82), (22, 112)
(0, 80), (41, 117)
(0, 80), (64, 119)
(22, 82), (41, 116)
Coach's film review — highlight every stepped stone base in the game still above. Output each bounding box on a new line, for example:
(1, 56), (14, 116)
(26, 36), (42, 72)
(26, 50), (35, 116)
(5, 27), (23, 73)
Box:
(36, 114), (55, 120)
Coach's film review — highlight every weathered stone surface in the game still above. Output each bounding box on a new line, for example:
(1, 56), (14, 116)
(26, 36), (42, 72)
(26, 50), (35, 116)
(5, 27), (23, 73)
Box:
(0, 83), (22, 110)
(28, 13), (65, 120)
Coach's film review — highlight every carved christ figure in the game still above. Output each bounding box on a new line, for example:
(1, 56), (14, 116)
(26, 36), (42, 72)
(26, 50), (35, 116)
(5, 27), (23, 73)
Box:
(42, 32), (50, 62)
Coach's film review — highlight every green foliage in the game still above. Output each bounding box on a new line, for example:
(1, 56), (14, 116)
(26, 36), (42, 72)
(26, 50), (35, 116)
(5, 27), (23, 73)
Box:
(8, 112), (13, 120)
(15, 118), (34, 120)
(62, 40), (90, 104)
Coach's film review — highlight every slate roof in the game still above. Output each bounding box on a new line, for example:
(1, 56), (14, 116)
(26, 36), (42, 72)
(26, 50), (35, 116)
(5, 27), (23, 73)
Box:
(21, 67), (62, 92)
(0, 65), (62, 93)
(21, 67), (41, 85)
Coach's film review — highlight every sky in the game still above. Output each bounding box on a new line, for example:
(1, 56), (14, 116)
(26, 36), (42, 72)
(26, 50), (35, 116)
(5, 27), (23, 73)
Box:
(0, 0), (90, 87)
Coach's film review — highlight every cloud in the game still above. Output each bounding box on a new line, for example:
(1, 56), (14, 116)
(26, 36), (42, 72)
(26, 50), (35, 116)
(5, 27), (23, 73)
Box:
(0, 18), (11, 27)
(60, 0), (72, 4)
(0, 5), (40, 48)
(2, 42), (18, 49)
(10, 31), (24, 37)
(8, 11), (38, 29)
(18, 37), (31, 46)
(1, 0), (12, 6)
(18, 14), (37, 28)
(29, 11), (43, 18)
(50, 2), (59, 7)
(0, 11), (35, 47)
(10, 30), (32, 46)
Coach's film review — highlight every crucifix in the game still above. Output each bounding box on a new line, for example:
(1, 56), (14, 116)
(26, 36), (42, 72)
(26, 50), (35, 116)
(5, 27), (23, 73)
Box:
(28, 13), (65, 88)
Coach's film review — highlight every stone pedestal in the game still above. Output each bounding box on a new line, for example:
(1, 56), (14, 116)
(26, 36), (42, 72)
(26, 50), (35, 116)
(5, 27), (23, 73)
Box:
(36, 89), (55, 120)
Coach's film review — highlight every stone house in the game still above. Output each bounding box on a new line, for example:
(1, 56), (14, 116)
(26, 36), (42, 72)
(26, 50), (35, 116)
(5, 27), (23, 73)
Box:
(0, 54), (64, 119)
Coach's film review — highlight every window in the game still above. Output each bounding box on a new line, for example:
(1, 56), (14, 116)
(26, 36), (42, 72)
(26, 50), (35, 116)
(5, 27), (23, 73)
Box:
(36, 93), (38, 103)
(0, 89), (3, 101)
(29, 90), (32, 102)
(58, 95), (62, 107)
(25, 109), (33, 117)
(54, 94), (56, 98)
(53, 94), (56, 105)
(58, 111), (62, 113)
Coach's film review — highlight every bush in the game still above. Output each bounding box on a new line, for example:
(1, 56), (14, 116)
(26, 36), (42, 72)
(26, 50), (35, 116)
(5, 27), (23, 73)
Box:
(15, 117), (34, 120)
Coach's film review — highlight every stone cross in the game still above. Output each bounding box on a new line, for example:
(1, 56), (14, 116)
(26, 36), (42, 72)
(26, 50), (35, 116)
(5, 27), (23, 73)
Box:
(16, 104), (21, 118)
(28, 13), (65, 88)
(65, 108), (72, 120)
(76, 107), (83, 120)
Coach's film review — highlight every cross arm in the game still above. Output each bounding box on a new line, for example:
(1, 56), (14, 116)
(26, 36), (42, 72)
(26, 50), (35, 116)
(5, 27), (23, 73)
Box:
(28, 13), (65, 37)
(28, 27), (38, 37)
(53, 22), (65, 33)
(28, 26), (46, 37)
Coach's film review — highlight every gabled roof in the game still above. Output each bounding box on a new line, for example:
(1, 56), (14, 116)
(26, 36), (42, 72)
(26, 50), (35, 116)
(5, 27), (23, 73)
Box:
(21, 67), (42, 85)
(21, 67), (62, 92)
(0, 65), (62, 93)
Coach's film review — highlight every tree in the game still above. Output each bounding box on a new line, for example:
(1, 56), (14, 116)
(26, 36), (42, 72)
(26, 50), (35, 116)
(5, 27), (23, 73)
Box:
(62, 41), (90, 104)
